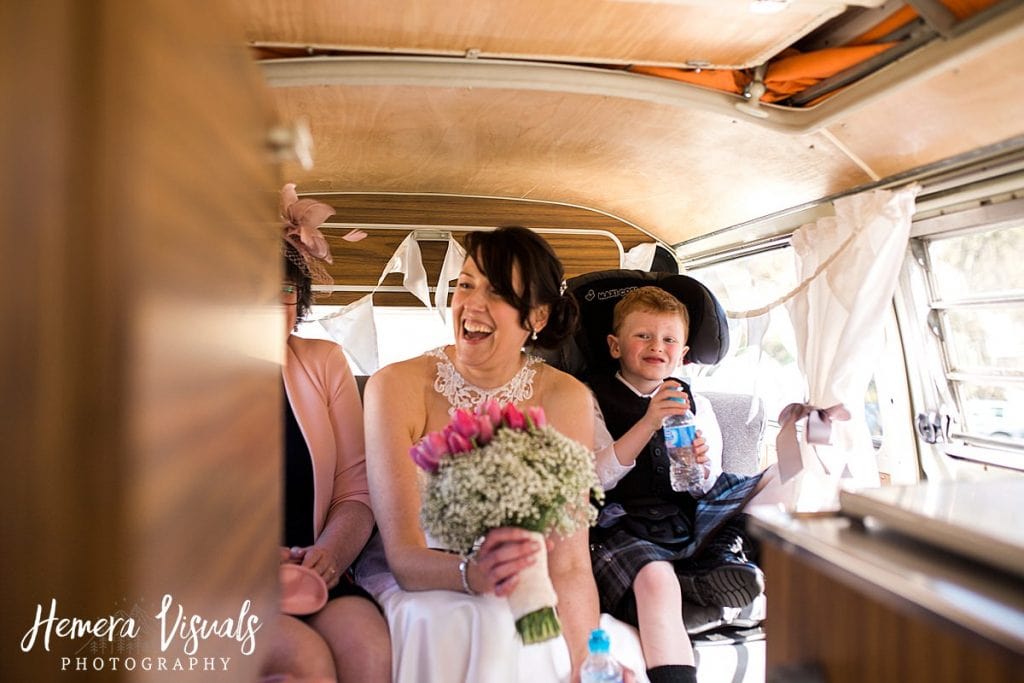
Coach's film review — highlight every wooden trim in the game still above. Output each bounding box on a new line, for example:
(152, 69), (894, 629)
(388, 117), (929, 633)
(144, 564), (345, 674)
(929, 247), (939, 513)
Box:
(312, 193), (657, 305)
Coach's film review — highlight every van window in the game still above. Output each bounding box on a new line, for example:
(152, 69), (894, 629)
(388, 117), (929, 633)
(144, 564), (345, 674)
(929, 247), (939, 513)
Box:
(917, 220), (1024, 446)
(685, 247), (802, 425)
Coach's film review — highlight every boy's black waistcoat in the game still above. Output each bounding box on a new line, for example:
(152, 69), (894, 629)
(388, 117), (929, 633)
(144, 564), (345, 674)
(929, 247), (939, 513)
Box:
(588, 372), (696, 508)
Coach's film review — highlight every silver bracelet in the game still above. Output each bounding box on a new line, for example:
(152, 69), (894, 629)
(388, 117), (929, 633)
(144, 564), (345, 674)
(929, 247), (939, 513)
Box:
(458, 553), (478, 595)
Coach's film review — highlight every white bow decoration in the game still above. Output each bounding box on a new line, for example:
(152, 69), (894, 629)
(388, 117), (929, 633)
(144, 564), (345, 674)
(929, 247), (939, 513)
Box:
(319, 232), (466, 373)
(435, 236), (466, 323)
(319, 294), (378, 375)
(378, 234), (432, 310)
(621, 242), (658, 270)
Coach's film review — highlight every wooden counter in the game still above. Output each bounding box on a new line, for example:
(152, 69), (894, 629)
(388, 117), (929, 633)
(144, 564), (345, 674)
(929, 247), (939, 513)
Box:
(748, 506), (1024, 683)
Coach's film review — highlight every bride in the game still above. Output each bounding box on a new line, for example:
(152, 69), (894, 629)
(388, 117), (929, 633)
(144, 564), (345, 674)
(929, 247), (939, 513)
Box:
(360, 226), (645, 682)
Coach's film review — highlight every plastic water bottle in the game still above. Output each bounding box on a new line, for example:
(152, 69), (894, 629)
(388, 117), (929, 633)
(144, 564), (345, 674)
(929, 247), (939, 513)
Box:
(581, 628), (623, 683)
(663, 399), (703, 497)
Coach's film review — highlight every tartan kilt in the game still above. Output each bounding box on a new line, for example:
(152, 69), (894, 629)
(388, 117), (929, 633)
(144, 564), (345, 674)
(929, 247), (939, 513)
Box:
(590, 471), (763, 615)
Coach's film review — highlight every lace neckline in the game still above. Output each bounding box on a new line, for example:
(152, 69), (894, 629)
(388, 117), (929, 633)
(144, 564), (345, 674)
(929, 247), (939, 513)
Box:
(428, 347), (543, 413)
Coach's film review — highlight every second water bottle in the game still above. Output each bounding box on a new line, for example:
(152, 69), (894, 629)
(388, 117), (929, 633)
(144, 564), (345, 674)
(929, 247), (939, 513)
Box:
(580, 628), (623, 683)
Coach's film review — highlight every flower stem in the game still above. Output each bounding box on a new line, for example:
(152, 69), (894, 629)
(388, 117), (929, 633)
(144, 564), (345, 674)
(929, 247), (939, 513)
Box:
(515, 607), (562, 644)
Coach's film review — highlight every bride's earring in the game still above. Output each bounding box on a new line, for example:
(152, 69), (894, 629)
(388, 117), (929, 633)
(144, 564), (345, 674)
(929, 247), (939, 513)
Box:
(531, 329), (538, 341)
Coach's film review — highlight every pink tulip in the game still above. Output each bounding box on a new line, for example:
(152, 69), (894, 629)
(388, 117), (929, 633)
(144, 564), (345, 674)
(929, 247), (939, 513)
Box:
(476, 415), (494, 446)
(410, 442), (441, 473)
(502, 403), (527, 430)
(527, 406), (547, 429)
(479, 399), (503, 426)
(446, 427), (473, 454)
(425, 431), (450, 460)
(452, 408), (480, 441)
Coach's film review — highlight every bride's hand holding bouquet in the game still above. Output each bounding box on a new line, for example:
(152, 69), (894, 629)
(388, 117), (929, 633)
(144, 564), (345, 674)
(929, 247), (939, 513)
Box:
(410, 400), (603, 644)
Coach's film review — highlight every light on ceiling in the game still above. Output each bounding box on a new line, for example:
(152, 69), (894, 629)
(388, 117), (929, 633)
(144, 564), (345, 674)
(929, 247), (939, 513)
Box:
(749, 0), (791, 14)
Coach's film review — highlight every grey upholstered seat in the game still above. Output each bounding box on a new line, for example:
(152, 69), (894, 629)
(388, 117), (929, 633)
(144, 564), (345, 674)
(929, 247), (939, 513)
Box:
(703, 391), (765, 476)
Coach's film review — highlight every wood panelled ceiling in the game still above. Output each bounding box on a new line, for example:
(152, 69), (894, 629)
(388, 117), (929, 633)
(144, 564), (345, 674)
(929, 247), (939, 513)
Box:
(241, 0), (1024, 248)
(236, 0), (886, 70)
(824, 33), (1024, 179)
(274, 85), (871, 244)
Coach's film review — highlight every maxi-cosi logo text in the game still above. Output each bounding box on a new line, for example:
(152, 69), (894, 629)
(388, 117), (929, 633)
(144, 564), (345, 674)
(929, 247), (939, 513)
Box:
(19, 595), (261, 673)
(583, 286), (638, 302)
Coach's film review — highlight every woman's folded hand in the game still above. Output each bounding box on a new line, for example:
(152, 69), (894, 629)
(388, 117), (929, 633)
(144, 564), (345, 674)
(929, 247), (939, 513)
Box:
(285, 544), (342, 589)
(471, 527), (544, 597)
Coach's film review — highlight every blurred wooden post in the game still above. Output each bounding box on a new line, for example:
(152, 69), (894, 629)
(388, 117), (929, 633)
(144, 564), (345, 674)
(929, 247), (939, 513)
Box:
(1, 1), (281, 680)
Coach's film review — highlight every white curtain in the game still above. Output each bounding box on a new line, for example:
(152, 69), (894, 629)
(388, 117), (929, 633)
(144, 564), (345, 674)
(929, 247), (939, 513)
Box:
(784, 185), (918, 510)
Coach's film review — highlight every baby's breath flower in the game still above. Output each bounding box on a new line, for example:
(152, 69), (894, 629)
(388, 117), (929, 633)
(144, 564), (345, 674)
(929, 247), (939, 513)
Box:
(419, 423), (604, 553)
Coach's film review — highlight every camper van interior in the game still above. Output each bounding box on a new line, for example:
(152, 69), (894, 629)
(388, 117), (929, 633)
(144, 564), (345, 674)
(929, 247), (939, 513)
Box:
(4, 0), (1023, 681)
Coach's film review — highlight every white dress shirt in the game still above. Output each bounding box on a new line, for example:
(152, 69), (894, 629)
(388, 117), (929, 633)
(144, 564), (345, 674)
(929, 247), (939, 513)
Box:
(593, 373), (724, 492)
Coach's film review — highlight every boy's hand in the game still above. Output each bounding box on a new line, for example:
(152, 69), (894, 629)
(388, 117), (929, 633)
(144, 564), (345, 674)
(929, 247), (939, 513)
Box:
(643, 381), (690, 433)
(692, 431), (712, 480)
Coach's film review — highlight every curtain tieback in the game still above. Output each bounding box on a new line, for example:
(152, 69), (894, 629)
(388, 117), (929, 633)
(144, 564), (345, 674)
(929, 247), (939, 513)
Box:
(775, 402), (851, 483)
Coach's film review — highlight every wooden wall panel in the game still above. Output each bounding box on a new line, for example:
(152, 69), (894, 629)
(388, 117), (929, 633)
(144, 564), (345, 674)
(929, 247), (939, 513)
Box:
(312, 193), (653, 246)
(2, 1), (280, 680)
(306, 194), (649, 306)
(1, 2), (113, 678)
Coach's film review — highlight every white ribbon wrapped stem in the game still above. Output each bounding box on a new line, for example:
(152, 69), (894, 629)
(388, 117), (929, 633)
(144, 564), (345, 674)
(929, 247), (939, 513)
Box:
(506, 530), (558, 621)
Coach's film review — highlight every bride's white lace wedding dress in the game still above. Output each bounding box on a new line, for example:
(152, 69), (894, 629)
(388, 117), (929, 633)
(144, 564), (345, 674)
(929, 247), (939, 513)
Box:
(356, 348), (649, 682)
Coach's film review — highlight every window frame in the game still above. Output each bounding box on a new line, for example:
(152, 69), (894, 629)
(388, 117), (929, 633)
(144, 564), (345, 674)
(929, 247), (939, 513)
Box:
(904, 193), (1024, 471)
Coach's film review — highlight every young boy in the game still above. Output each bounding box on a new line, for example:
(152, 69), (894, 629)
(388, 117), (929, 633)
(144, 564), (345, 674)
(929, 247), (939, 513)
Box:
(588, 286), (764, 683)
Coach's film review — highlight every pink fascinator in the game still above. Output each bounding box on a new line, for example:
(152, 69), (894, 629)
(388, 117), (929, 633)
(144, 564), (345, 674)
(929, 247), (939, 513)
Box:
(280, 183), (335, 285)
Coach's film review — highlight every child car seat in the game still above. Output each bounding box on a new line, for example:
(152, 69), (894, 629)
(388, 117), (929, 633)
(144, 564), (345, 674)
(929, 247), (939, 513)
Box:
(539, 268), (730, 380)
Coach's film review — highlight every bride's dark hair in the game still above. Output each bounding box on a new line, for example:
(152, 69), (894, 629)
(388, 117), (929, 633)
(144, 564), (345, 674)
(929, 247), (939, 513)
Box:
(462, 226), (579, 349)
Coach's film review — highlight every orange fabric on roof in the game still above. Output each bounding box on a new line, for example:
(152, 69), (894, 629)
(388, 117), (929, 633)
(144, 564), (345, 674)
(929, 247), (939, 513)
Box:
(628, 0), (1000, 106)
(942, 0), (999, 20)
(628, 66), (748, 96)
(762, 44), (896, 101)
(851, 6), (917, 45)
(853, 0), (998, 43)
(630, 44), (894, 103)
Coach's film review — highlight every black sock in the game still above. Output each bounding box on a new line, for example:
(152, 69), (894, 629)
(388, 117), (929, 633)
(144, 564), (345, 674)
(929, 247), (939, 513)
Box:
(646, 664), (697, 683)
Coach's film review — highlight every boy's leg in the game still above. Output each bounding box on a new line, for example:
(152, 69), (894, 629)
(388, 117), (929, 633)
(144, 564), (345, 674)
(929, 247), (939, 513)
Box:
(647, 665), (698, 683)
(719, 512), (760, 562)
(633, 561), (694, 667)
(675, 516), (764, 609)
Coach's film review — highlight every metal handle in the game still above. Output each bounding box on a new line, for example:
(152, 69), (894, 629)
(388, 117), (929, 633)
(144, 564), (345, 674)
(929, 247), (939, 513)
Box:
(916, 410), (944, 444)
(267, 118), (314, 170)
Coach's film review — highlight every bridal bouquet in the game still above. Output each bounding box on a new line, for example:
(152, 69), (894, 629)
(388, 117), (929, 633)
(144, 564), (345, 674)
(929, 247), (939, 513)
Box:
(411, 401), (603, 644)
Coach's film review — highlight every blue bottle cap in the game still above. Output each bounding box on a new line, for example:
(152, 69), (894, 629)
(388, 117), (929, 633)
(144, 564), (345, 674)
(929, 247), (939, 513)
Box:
(588, 628), (611, 654)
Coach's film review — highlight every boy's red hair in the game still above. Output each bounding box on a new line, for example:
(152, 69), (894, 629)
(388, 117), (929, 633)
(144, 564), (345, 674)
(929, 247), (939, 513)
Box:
(611, 286), (690, 336)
